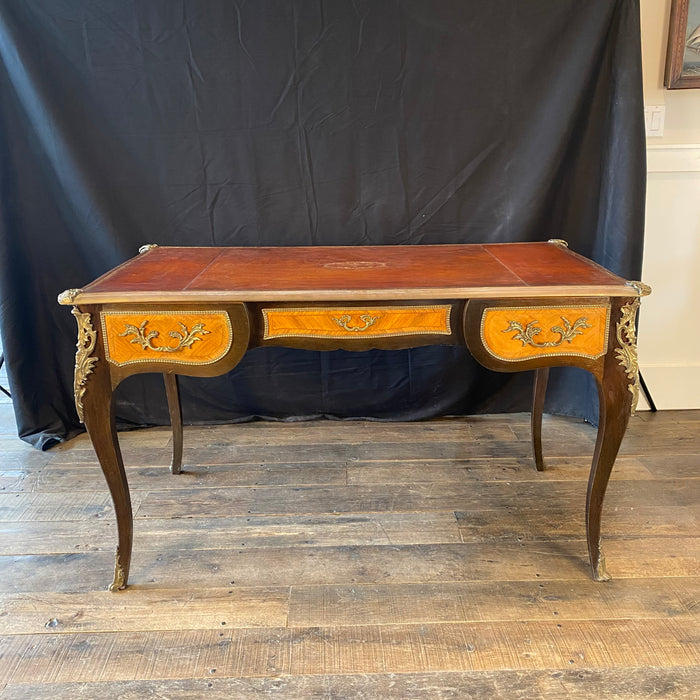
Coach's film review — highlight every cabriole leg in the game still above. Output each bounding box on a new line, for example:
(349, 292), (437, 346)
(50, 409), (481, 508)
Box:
(587, 298), (639, 581)
(164, 373), (183, 474)
(83, 384), (132, 591)
(72, 307), (132, 591)
(531, 367), (549, 471)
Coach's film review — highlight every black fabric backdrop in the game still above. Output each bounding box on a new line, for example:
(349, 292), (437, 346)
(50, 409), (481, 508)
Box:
(0, 1), (646, 449)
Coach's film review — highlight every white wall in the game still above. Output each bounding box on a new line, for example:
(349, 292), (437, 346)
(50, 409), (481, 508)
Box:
(637, 0), (700, 409)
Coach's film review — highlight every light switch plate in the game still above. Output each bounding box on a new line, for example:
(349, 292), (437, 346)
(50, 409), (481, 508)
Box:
(644, 105), (665, 138)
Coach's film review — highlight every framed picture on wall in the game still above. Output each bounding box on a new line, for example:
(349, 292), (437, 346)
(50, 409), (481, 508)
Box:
(665, 0), (700, 88)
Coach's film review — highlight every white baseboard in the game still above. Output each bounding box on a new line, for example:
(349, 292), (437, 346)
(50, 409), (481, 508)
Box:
(647, 144), (700, 172)
(637, 364), (700, 410)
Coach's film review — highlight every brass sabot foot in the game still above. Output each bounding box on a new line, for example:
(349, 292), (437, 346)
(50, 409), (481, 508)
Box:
(108, 547), (128, 592)
(592, 550), (612, 582)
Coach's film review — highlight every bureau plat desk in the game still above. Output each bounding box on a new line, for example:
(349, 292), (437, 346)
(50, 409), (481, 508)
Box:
(58, 241), (651, 591)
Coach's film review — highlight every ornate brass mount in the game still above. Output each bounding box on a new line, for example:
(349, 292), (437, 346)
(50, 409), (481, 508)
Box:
(58, 288), (82, 305)
(138, 243), (158, 254)
(626, 281), (652, 297)
(593, 545), (611, 582)
(71, 308), (98, 422)
(332, 314), (380, 333)
(120, 320), (210, 352)
(109, 546), (127, 592)
(615, 299), (641, 412)
(503, 316), (592, 348)
(547, 239), (569, 248)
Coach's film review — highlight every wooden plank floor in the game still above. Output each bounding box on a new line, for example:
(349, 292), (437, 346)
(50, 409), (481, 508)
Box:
(0, 381), (698, 697)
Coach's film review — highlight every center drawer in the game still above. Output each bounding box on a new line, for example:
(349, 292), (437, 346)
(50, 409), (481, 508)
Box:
(262, 305), (452, 340)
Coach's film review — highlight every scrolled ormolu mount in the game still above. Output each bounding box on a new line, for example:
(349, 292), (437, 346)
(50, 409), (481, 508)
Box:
(615, 298), (642, 412)
(119, 320), (211, 353)
(503, 316), (592, 348)
(71, 308), (99, 422)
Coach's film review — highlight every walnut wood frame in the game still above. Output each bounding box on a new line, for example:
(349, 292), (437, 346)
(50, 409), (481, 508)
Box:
(60, 243), (649, 591)
(665, 0), (700, 89)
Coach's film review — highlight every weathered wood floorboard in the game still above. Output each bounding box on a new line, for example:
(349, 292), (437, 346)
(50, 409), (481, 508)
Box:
(131, 479), (698, 518)
(2, 668), (700, 700)
(0, 512), (463, 555)
(1, 538), (698, 594)
(0, 619), (697, 685)
(2, 500), (695, 557)
(1, 576), (696, 636)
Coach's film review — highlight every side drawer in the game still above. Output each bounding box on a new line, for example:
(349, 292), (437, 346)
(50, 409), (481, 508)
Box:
(480, 305), (610, 361)
(101, 310), (233, 366)
(262, 305), (452, 340)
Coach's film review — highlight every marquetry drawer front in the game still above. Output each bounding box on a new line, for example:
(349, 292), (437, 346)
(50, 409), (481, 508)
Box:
(262, 306), (452, 340)
(480, 305), (610, 362)
(101, 310), (233, 366)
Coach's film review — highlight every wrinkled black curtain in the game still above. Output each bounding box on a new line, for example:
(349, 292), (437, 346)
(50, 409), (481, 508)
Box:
(0, 1), (645, 449)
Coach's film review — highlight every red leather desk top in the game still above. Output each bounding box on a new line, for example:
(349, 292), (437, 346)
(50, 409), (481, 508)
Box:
(67, 242), (632, 304)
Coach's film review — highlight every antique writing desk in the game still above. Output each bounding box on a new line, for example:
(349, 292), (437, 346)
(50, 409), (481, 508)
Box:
(59, 241), (650, 591)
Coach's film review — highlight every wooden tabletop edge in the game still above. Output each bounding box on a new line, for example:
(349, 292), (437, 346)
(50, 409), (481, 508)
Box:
(60, 284), (640, 306)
